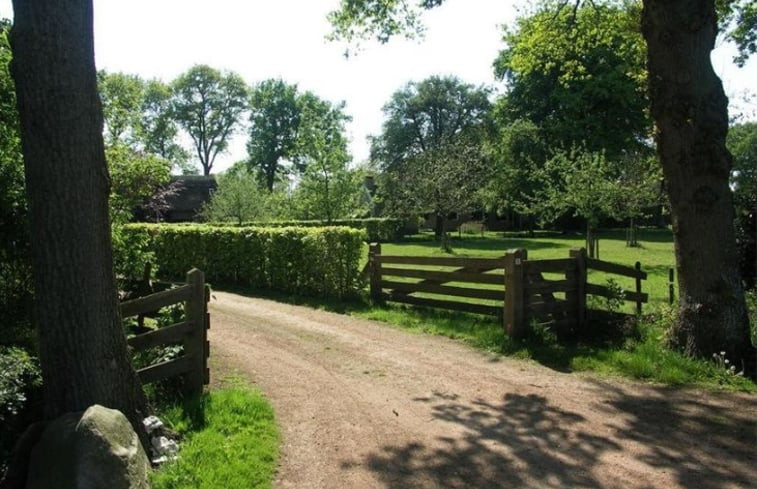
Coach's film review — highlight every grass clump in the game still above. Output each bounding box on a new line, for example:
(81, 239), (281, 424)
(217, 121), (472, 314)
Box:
(151, 384), (278, 489)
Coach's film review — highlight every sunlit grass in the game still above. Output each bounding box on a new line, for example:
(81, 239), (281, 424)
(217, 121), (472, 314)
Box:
(151, 383), (278, 489)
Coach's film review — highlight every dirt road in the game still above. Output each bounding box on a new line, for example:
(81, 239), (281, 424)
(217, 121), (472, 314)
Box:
(209, 291), (756, 489)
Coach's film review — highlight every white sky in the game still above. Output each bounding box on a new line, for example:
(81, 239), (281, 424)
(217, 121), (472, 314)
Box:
(1, 0), (755, 173)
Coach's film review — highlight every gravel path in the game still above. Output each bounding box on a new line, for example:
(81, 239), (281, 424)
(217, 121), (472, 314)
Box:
(209, 291), (756, 489)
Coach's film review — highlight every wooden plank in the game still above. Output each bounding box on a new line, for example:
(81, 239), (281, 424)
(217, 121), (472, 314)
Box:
(383, 293), (501, 316)
(378, 255), (504, 269)
(136, 354), (193, 385)
(127, 321), (194, 352)
(381, 267), (503, 285)
(504, 249), (527, 338)
(381, 280), (504, 301)
(586, 258), (648, 279)
(525, 279), (576, 294)
(120, 285), (192, 317)
(586, 284), (648, 303)
(523, 258), (575, 274)
(369, 243), (382, 303)
(184, 268), (206, 397)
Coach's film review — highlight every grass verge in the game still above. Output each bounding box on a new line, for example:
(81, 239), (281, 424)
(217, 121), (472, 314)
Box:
(150, 381), (279, 489)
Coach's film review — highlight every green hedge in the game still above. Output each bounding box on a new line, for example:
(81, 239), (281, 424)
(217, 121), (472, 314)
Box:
(206, 218), (403, 242)
(123, 224), (365, 299)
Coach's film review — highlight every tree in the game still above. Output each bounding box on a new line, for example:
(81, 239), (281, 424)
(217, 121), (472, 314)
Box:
(0, 18), (33, 349)
(201, 171), (267, 225)
(609, 153), (662, 247)
(493, 1), (650, 158)
(479, 117), (547, 233)
(98, 70), (145, 147)
(328, 0), (756, 372)
(372, 75), (490, 237)
(140, 78), (192, 173)
(172, 65), (248, 175)
(371, 75), (490, 171)
(247, 79), (303, 191)
(535, 148), (618, 258)
(642, 0), (753, 365)
(292, 94), (357, 223)
(383, 133), (488, 251)
(10, 0), (148, 434)
(728, 122), (757, 287)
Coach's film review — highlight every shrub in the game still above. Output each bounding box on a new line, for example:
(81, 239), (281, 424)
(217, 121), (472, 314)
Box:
(206, 218), (404, 242)
(123, 224), (365, 299)
(1, 347), (43, 474)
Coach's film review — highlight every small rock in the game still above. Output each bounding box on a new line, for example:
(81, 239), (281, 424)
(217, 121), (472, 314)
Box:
(142, 415), (164, 434)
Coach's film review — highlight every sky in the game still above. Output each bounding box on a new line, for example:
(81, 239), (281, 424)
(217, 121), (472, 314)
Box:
(1, 0), (755, 173)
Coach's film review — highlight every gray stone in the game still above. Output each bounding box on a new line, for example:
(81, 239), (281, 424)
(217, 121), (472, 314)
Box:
(25, 405), (150, 489)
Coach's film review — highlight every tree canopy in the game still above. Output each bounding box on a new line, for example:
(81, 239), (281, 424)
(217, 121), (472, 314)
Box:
(247, 79), (303, 190)
(371, 75), (490, 170)
(493, 0), (650, 157)
(172, 64), (248, 175)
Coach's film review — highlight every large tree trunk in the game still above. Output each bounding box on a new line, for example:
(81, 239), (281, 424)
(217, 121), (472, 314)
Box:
(10, 0), (148, 429)
(642, 0), (754, 367)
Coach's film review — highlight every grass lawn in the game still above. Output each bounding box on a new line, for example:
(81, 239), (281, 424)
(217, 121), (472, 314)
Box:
(368, 227), (676, 311)
(340, 227), (752, 392)
(150, 380), (279, 489)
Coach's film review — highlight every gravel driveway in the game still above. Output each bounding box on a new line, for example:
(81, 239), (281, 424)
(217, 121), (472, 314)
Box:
(209, 291), (756, 489)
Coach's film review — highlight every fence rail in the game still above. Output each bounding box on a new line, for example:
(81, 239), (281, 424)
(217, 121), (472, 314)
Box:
(368, 244), (648, 340)
(121, 268), (209, 396)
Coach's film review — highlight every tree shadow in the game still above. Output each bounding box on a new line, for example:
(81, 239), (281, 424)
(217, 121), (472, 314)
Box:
(590, 380), (757, 489)
(353, 391), (620, 488)
(354, 386), (756, 489)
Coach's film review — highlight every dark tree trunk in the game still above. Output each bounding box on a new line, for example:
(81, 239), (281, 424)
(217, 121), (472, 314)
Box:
(10, 0), (148, 430)
(642, 0), (754, 367)
(434, 212), (445, 238)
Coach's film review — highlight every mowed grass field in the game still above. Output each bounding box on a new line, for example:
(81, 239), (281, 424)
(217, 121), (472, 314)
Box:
(365, 227), (676, 313)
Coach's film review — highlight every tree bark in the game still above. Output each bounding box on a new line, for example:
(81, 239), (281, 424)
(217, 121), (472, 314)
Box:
(642, 0), (754, 367)
(10, 0), (148, 430)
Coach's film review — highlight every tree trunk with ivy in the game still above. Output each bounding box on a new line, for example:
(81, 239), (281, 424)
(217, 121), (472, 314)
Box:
(10, 0), (148, 431)
(642, 0), (754, 367)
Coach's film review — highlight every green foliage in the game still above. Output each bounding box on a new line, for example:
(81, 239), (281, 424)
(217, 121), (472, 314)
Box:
(327, 0), (444, 48)
(493, 0), (650, 158)
(172, 65), (248, 175)
(1, 347), (43, 471)
(247, 79), (303, 190)
(208, 218), (404, 242)
(107, 144), (172, 223)
(98, 71), (146, 146)
(141, 79), (191, 171)
(124, 224), (366, 299)
(728, 122), (757, 287)
(372, 75), (490, 170)
(721, 0), (757, 66)
(201, 171), (268, 225)
(0, 19), (34, 349)
(151, 386), (278, 489)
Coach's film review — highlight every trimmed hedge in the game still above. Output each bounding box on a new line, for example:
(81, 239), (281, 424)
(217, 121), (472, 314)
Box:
(123, 224), (365, 299)
(205, 218), (404, 242)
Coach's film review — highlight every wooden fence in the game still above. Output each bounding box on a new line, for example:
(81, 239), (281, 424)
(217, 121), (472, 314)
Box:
(368, 244), (647, 339)
(120, 268), (210, 397)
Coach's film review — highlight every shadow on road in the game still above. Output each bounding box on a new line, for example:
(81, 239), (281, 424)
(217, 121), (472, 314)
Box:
(356, 385), (756, 489)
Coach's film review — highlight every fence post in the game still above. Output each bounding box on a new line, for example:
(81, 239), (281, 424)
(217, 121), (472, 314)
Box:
(568, 248), (587, 332)
(369, 243), (382, 303)
(504, 248), (527, 339)
(185, 268), (207, 398)
(635, 262), (643, 315)
(668, 268), (675, 305)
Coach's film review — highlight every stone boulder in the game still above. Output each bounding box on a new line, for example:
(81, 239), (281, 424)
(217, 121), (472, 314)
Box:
(25, 405), (149, 489)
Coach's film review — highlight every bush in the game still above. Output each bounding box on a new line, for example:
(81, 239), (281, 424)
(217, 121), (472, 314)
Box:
(206, 218), (404, 242)
(123, 224), (365, 299)
(1, 347), (43, 474)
